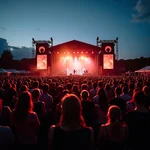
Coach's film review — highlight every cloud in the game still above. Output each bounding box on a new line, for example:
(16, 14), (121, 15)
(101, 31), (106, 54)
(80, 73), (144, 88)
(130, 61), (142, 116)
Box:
(0, 38), (32, 60)
(132, 0), (150, 22)
(0, 26), (6, 30)
(10, 46), (32, 60)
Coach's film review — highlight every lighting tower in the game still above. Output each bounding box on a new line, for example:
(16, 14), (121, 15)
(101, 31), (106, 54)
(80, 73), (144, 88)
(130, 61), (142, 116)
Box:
(32, 38), (36, 58)
(115, 37), (119, 60)
(96, 37), (119, 60)
(32, 37), (53, 58)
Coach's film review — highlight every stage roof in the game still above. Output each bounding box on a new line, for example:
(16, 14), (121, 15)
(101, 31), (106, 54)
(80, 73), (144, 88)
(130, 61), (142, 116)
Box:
(50, 40), (101, 53)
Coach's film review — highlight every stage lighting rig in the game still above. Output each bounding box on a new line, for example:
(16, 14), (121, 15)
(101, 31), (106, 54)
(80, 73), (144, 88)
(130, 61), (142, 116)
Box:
(96, 37), (119, 60)
(32, 37), (53, 58)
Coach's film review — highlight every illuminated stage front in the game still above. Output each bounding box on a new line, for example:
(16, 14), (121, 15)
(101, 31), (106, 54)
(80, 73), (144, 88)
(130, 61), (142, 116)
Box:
(53, 53), (96, 75)
(47, 40), (101, 76)
(33, 39), (117, 76)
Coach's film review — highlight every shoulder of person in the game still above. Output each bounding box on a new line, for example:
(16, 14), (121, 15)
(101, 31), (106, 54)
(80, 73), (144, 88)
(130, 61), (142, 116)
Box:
(2, 106), (12, 115)
(0, 125), (14, 134)
(29, 111), (38, 117)
(40, 101), (45, 105)
(3, 105), (12, 112)
(94, 104), (99, 108)
(49, 124), (56, 130)
(48, 93), (53, 98)
(82, 126), (94, 140)
(86, 126), (94, 132)
(101, 124), (107, 127)
(101, 124), (109, 130)
(48, 125), (56, 139)
(93, 95), (98, 99)
(88, 126), (94, 137)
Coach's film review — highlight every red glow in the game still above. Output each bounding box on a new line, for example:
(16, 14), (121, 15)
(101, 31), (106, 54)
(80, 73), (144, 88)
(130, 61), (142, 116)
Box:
(37, 55), (47, 69)
(103, 54), (114, 69)
(53, 54), (96, 75)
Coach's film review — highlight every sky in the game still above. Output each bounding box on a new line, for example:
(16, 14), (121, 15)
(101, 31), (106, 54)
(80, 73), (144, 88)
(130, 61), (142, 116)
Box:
(0, 0), (150, 60)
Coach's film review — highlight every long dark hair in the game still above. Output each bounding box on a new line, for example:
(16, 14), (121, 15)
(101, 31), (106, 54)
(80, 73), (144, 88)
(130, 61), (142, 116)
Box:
(98, 88), (109, 112)
(59, 94), (86, 127)
(12, 91), (33, 124)
(107, 105), (122, 136)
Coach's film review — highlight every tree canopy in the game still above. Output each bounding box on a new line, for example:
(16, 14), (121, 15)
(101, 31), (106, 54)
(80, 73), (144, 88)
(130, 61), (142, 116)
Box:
(0, 50), (14, 68)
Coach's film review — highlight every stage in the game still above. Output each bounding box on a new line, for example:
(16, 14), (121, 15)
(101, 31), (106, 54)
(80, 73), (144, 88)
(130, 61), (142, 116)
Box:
(33, 38), (118, 76)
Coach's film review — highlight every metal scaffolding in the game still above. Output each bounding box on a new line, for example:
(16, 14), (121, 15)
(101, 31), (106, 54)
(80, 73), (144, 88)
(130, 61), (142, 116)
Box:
(32, 38), (53, 58)
(96, 37), (119, 60)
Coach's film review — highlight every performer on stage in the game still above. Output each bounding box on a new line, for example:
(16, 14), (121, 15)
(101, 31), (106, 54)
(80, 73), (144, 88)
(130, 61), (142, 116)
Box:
(73, 69), (76, 74)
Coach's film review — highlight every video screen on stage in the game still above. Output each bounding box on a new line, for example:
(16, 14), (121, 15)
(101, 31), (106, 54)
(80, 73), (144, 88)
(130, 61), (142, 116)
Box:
(37, 55), (47, 69)
(103, 54), (114, 69)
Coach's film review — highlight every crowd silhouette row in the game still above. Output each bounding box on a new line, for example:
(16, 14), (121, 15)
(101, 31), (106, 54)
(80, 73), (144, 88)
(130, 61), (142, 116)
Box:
(0, 75), (150, 150)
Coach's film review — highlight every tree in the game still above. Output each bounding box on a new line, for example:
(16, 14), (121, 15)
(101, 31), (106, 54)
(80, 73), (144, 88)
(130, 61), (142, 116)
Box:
(0, 50), (13, 60)
(0, 38), (9, 54)
(0, 50), (14, 68)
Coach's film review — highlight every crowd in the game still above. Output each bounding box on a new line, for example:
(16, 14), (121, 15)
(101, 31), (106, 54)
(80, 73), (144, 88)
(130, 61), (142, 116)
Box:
(0, 75), (150, 150)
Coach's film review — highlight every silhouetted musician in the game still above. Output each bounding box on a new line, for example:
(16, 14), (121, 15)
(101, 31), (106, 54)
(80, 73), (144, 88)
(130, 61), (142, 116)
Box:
(73, 69), (76, 74)
(84, 70), (88, 74)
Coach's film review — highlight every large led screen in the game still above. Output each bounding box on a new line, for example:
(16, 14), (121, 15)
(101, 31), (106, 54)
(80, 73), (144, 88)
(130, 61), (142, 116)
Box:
(103, 54), (114, 69)
(37, 55), (47, 69)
